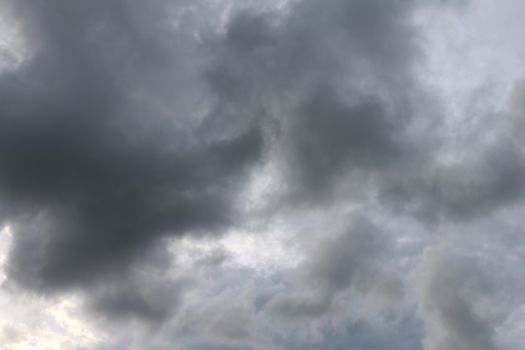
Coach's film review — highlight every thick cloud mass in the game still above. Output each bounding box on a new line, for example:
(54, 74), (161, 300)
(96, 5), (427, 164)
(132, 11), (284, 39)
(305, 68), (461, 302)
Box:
(1, 0), (525, 349)
(0, 0), (263, 290)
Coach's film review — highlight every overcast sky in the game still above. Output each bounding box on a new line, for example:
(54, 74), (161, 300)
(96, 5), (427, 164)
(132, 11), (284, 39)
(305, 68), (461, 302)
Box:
(1, 0), (525, 349)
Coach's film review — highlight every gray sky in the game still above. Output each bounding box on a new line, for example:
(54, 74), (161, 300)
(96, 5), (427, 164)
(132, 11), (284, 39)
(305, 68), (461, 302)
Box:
(0, 0), (524, 349)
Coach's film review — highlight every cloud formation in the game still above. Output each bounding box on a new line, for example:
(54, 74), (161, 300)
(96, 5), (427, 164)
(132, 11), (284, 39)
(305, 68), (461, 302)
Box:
(0, 0), (525, 349)
(0, 0), (263, 291)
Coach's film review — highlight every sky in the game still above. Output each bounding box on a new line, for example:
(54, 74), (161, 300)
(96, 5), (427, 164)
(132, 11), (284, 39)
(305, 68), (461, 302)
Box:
(0, 0), (525, 349)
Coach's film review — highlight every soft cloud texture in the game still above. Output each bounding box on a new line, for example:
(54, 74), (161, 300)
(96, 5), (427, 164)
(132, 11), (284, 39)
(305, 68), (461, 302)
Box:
(0, 0), (525, 349)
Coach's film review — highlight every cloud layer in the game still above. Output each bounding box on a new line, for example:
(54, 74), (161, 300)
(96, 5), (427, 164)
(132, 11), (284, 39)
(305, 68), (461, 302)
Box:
(0, 0), (525, 349)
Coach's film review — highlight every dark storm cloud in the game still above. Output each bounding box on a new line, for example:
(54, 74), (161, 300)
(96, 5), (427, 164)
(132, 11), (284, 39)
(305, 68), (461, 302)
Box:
(381, 141), (525, 222)
(202, 0), (419, 204)
(0, 0), (263, 292)
(206, 0), (525, 219)
(285, 88), (404, 200)
(1, 0), (525, 348)
(0, 0), (425, 304)
(88, 259), (193, 324)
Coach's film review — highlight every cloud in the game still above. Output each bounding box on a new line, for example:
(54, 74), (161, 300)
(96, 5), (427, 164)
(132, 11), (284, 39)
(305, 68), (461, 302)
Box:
(265, 217), (402, 323)
(0, 0), (263, 292)
(204, 0), (419, 201)
(1, 0), (525, 349)
(416, 246), (499, 350)
(204, 0), (525, 223)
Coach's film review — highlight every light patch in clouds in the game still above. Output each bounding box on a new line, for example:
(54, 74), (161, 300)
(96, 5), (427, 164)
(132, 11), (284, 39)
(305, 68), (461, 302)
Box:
(0, 7), (27, 72)
(0, 293), (101, 349)
(0, 226), (11, 285)
(416, 0), (525, 117)
(1, 227), (100, 349)
(174, 224), (302, 275)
